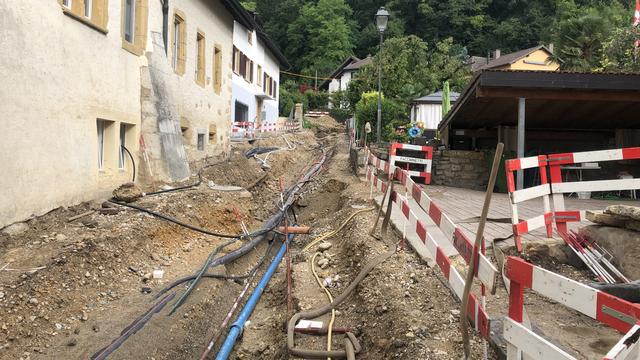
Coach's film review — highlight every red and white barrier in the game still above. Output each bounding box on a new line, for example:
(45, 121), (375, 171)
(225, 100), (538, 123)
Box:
(260, 121), (278, 133)
(389, 143), (433, 184)
(604, 324), (640, 360)
(505, 256), (640, 359)
(283, 120), (301, 132)
(390, 190), (490, 339)
(505, 155), (553, 251)
(394, 168), (498, 293)
(547, 148), (640, 234)
(231, 121), (255, 138)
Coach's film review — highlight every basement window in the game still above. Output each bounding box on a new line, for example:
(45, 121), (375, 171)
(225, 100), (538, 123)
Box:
(97, 119), (115, 170)
(118, 123), (135, 169)
(197, 133), (205, 151)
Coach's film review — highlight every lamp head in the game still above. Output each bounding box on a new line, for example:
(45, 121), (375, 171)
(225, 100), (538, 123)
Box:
(375, 7), (389, 33)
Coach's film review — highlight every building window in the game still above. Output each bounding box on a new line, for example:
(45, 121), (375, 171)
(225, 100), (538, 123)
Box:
(118, 124), (135, 169)
(235, 101), (249, 122)
(121, 0), (148, 56)
(248, 60), (254, 83)
(247, 30), (253, 45)
(172, 10), (186, 75)
(123, 0), (134, 42)
(195, 31), (205, 86)
(197, 133), (205, 151)
(96, 119), (115, 170)
(84, 0), (92, 17)
(257, 65), (262, 87)
(59, 0), (108, 32)
(213, 45), (222, 94)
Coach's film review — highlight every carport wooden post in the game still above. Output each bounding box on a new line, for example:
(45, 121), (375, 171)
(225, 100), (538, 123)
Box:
(517, 98), (525, 190)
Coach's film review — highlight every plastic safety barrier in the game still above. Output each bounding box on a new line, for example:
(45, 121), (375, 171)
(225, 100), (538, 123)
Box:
(505, 155), (553, 251)
(547, 148), (640, 234)
(389, 143), (433, 184)
(505, 256), (640, 360)
(231, 121), (255, 138)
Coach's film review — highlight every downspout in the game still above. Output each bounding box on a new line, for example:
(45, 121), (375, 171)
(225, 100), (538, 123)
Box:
(215, 232), (297, 360)
(161, 0), (169, 55)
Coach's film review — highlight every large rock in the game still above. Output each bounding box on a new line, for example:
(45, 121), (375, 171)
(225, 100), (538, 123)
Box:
(579, 225), (640, 280)
(1, 222), (29, 236)
(112, 182), (143, 202)
(605, 205), (640, 222)
(586, 211), (628, 228)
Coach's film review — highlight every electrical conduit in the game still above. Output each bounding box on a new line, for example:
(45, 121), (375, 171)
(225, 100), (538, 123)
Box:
(215, 232), (297, 360)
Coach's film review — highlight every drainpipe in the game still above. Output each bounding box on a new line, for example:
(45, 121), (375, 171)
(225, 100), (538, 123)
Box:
(161, 0), (169, 55)
(215, 232), (296, 360)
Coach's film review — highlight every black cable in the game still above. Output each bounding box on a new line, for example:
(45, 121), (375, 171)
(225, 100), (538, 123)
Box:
(109, 199), (243, 239)
(153, 236), (277, 300)
(121, 145), (136, 182)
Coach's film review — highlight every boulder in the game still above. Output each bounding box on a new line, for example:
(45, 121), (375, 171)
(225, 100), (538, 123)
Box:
(1, 222), (29, 236)
(586, 211), (628, 228)
(112, 182), (143, 202)
(605, 205), (640, 222)
(579, 225), (640, 280)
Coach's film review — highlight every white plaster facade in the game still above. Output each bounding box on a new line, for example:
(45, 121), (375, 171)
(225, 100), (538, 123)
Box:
(327, 70), (353, 93)
(0, 0), (238, 228)
(231, 20), (281, 128)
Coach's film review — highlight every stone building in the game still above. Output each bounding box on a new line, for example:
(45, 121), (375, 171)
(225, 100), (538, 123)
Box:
(0, 0), (281, 228)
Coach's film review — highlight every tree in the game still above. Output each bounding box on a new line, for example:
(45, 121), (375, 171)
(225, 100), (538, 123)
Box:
(354, 36), (471, 104)
(287, 0), (354, 76)
(551, 1), (627, 71)
(355, 91), (408, 142)
(600, 26), (640, 72)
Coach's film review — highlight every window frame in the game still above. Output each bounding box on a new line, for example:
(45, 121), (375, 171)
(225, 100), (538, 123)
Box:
(121, 0), (148, 56)
(59, 0), (108, 34)
(195, 30), (206, 87)
(171, 10), (187, 75)
(257, 65), (262, 87)
(213, 44), (222, 95)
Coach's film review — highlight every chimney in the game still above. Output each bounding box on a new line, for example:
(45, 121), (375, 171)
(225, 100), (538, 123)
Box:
(547, 43), (554, 53)
(494, 49), (501, 59)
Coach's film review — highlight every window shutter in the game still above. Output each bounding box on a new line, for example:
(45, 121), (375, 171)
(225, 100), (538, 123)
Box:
(250, 61), (254, 83)
(232, 47), (236, 72)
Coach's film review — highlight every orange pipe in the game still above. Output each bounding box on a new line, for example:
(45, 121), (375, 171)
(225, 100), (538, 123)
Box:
(277, 226), (311, 234)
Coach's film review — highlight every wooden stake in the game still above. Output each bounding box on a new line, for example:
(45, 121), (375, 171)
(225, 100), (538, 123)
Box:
(460, 143), (504, 359)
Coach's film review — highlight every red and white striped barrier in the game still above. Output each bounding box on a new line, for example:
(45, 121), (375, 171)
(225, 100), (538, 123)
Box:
(260, 121), (278, 133)
(394, 168), (498, 293)
(283, 120), (301, 132)
(231, 121), (255, 138)
(364, 147), (495, 340)
(390, 190), (490, 339)
(604, 324), (640, 360)
(389, 143), (433, 184)
(505, 155), (553, 251)
(547, 148), (640, 234)
(505, 256), (640, 359)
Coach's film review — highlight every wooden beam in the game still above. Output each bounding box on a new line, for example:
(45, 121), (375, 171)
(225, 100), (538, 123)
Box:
(477, 87), (640, 102)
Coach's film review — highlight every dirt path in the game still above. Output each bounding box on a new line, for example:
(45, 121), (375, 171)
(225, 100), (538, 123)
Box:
(1, 127), (494, 360)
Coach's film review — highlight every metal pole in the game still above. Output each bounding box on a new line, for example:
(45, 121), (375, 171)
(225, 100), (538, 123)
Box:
(376, 31), (384, 143)
(516, 98), (525, 190)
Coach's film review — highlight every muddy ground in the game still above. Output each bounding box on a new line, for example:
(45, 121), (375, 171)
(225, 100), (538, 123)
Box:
(0, 117), (625, 360)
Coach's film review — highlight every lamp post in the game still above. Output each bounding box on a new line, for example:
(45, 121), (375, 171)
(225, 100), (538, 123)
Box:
(374, 7), (389, 143)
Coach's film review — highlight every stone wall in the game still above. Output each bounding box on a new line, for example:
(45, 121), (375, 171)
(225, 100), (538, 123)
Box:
(432, 150), (489, 191)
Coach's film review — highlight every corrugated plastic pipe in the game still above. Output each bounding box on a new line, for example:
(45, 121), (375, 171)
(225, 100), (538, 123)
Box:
(215, 231), (296, 360)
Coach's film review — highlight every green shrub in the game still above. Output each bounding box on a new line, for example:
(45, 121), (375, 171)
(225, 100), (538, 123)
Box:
(355, 91), (408, 141)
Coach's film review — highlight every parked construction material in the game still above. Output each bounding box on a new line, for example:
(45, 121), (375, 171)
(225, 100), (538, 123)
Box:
(505, 256), (640, 359)
(559, 231), (629, 284)
(388, 143), (433, 184)
(460, 142), (503, 359)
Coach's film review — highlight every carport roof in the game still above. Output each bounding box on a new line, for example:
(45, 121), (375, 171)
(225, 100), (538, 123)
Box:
(438, 70), (640, 131)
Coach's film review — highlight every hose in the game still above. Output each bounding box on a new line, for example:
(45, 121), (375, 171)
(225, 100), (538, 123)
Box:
(287, 177), (396, 359)
(303, 207), (375, 252)
(121, 145), (136, 182)
(311, 252), (336, 358)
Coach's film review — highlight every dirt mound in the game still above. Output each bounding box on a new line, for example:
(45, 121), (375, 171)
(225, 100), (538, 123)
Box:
(308, 115), (344, 133)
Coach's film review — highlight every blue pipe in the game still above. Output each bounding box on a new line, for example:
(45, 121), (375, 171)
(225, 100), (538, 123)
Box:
(215, 232), (296, 360)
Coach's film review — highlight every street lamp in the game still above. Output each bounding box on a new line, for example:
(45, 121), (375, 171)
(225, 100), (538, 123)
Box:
(374, 7), (389, 143)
